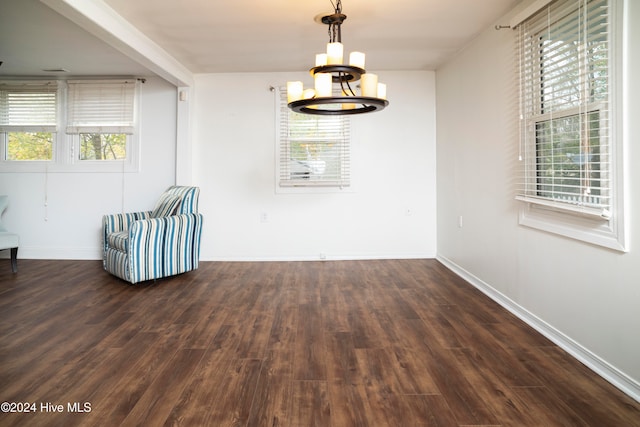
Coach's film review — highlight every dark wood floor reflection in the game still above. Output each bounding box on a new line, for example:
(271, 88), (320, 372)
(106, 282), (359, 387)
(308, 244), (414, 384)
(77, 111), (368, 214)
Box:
(1, 259), (639, 426)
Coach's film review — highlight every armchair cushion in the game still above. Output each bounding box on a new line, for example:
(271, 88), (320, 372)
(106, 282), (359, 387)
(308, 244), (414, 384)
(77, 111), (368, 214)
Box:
(151, 194), (182, 218)
(107, 231), (129, 252)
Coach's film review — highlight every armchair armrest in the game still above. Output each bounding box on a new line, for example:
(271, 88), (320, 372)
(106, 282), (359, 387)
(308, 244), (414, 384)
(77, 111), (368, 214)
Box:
(103, 211), (152, 233)
(127, 213), (203, 283)
(102, 211), (152, 253)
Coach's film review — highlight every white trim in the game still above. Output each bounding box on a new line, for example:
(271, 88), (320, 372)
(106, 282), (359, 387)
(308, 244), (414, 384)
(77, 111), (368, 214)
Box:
(10, 246), (102, 260)
(517, 201), (627, 251)
(437, 254), (640, 403)
(516, 195), (610, 219)
(175, 86), (192, 184)
(5, 252), (437, 262)
(202, 253), (437, 262)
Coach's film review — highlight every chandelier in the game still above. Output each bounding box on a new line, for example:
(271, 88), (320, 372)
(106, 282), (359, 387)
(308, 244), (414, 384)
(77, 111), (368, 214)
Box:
(287, 0), (389, 116)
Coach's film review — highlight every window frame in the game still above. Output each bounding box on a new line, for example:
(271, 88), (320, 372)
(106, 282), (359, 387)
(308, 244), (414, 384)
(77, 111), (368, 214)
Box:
(515, 0), (626, 251)
(0, 80), (60, 167)
(0, 78), (140, 173)
(275, 86), (353, 193)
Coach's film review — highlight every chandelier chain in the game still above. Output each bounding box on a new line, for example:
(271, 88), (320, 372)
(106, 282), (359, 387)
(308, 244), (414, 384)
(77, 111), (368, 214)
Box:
(327, 0), (343, 43)
(330, 0), (342, 14)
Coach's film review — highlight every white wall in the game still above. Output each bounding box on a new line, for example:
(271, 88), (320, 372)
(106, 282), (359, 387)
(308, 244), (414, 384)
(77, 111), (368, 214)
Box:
(192, 71), (437, 261)
(1, 70), (437, 262)
(436, 0), (640, 397)
(0, 76), (178, 259)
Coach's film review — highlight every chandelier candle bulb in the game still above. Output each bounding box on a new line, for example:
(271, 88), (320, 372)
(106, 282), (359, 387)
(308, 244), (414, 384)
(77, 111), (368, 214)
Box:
(287, 81), (303, 103)
(361, 73), (378, 97)
(349, 52), (365, 69)
(315, 54), (328, 67)
(315, 73), (332, 97)
(303, 88), (316, 99)
(377, 83), (387, 100)
(327, 42), (344, 64)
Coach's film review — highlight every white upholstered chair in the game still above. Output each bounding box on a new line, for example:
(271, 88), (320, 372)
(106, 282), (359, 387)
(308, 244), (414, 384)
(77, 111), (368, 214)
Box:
(0, 195), (19, 273)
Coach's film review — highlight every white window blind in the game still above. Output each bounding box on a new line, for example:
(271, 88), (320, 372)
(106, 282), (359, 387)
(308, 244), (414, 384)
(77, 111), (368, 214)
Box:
(277, 87), (351, 187)
(0, 82), (58, 132)
(66, 79), (137, 134)
(516, 0), (611, 218)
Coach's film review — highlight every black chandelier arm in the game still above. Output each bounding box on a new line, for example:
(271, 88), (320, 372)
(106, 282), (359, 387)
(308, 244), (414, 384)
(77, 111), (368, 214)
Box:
(339, 75), (356, 96)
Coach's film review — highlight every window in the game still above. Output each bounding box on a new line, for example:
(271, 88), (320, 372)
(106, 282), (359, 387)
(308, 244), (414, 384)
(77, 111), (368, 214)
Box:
(515, 0), (626, 251)
(0, 79), (139, 172)
(0, 81), (58, 161)
(67, 79), (136, 163)
(276, 87), (351, 190)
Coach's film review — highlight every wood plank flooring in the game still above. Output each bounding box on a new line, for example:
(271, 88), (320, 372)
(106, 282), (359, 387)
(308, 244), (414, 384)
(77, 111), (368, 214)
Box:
(0, 259), (639, 426)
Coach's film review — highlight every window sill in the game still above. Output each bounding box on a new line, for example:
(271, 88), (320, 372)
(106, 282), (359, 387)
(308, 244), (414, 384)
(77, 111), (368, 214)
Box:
(0, 161), (138, 173)
(517, 199), (627, 252)
(276, 182), (354, 194)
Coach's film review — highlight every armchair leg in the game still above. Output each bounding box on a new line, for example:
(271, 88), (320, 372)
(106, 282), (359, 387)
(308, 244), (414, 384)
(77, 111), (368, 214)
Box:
(10, 247), (17, 273)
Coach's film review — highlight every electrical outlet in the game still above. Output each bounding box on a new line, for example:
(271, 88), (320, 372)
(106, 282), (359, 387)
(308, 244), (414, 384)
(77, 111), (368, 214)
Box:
(260, 212), (268, 223)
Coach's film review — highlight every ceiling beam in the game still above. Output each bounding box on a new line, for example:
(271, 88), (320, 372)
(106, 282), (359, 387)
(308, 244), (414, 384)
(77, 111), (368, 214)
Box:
(40, 0), (194, 87)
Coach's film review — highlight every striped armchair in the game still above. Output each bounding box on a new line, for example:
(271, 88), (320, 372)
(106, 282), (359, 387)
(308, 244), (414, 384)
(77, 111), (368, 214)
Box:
(102, 186), (203, 284)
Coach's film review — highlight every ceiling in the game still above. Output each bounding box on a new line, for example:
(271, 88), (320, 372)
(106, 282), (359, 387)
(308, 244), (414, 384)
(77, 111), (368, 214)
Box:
(0, 0), (522, 80)
(0, 0), (150, 77)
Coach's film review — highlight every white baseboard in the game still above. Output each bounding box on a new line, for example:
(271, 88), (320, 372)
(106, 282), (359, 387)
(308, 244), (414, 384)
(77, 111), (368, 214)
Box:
(7, 251), (436, 263)
(436, 254), (640, 403)
(7, 247), (102, 260)
(202, 252), (437, 262)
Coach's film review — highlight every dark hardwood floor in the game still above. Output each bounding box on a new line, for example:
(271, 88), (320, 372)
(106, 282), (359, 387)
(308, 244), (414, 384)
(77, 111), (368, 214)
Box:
(0, 259), (638, 426)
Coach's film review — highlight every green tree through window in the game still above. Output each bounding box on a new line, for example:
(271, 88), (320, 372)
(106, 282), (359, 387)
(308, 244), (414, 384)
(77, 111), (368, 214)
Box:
(7, 132), (53, 160)
(79, 133), (126, 160)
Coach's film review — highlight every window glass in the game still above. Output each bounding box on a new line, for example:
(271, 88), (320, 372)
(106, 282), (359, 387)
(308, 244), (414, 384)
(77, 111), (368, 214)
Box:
(79, 133), (126, 160)
(7, 131), (53, 160)
(534, 111), (604, 207)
